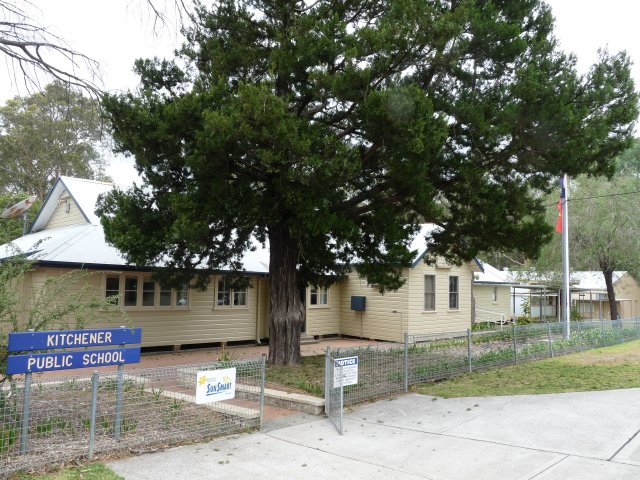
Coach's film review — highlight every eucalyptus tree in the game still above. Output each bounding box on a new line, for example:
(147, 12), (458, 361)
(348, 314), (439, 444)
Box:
(0, 81), (107, 201)
(97, 0), (637, 364)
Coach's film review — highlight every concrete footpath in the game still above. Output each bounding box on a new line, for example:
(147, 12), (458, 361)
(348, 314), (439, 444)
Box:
(108, 389), (640, 479)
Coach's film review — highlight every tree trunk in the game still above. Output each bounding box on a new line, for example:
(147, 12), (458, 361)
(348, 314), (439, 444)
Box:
(603, 268), (620, 322)
(267, 227), (305, 365)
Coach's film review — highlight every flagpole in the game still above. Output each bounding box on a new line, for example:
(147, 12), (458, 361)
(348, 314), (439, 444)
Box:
(561, 174), (570, 339)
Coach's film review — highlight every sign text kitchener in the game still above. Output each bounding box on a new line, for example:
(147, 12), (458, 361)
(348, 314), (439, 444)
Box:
(5, 328), (142, 375)
(45, 331), (114, 348)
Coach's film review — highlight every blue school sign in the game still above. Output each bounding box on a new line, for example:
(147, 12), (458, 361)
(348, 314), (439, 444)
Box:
(6, 327), (142, 375)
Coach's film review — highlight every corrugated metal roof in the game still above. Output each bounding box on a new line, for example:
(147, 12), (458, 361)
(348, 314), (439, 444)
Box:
(571, 271), (626, 290)
(2, 176), (462, 276)
(474, 260), (514, 284)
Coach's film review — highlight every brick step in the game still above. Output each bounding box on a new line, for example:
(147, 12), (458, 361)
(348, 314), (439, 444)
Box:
(236, 384), (324, 416)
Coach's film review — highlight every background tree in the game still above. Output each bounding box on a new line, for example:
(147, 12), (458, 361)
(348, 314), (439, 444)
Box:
(529, 141), (640, 320)
(0, 192), (40, 244)
(98, 0), (637, 364)
(0, 81), (108, 201)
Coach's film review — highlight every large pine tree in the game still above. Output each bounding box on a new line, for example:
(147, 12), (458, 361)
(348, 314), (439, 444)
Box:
(97, 0), (638, 364)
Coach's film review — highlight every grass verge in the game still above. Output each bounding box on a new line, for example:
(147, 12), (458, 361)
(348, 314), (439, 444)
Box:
(11, 463), (123, 480)
(417, 340), (640, 398)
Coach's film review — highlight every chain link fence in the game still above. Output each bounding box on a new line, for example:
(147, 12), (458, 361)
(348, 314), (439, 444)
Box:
(0, 358), (265, 477)
(326, 319), (640, 434)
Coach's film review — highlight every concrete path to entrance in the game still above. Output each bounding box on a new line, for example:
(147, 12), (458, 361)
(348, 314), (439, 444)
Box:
(108, 388), (640, 479)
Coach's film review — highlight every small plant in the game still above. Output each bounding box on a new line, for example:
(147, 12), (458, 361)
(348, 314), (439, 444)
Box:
(151, 387), (165, 400)
(34, 417), (55, 435)
(99, 415), (114, 432)
(0, 426), (16, 453)
(570, 305), (583, 321)
(121, 415), (138, 433)
(472, 322), (498, 331)
(168, 398), (185, 418)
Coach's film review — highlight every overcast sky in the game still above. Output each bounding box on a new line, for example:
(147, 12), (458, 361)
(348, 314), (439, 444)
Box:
(3, 0), (639, 185)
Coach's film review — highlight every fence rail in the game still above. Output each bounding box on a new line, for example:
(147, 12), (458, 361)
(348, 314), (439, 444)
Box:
(325, 319), (640, 434)
(0, 358), (265, 477)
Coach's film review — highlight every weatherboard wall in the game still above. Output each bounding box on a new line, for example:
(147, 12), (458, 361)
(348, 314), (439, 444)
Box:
(338, 271), (409, 342)
(24, 268), (267, 347)
(406, 262), (474, 335)
(44, 191), (87, 230)
(305, 284), (341, 336)
(472, 284), (511, 323)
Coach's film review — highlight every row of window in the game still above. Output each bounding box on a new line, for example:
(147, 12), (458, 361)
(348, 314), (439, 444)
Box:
(424, 275), (459, 311)
(105, 274), (189, 309)
(110, 274), (474, 312)
(105, 274), (329, 310)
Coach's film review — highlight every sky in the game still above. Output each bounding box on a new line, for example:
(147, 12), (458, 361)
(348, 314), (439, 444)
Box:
(2, 0), (640, 185)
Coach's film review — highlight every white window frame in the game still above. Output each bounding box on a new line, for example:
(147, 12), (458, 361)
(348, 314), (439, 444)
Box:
(449, 276), (459, 310)
(424, 275), (436, 311)
(103, 273), (190, 310)
(309, 286), (329, 308)
(215, 277), (248, 309)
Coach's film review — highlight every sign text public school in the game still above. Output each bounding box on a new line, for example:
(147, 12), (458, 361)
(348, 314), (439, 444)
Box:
(6, 347), (141, 375)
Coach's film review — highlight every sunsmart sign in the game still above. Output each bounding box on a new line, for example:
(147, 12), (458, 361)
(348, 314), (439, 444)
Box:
(8, 328), (142, 352)
(195, 368), (236, 404)
(333, 356), (358, 388)
(6, 328), (142, 375)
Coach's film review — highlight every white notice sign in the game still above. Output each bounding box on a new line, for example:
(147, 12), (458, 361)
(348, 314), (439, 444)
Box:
(196, 368), (236, 404)
(333, 356), (358, 388)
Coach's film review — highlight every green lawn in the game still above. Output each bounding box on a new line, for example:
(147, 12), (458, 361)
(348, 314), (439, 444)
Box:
(266, 354), (325, 396)
(417, 340), (640, 398)
(11, 463), (123, 480)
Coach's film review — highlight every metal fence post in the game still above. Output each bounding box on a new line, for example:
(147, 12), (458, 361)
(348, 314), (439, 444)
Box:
(114, 362), (124, 439)
(601, 319), (605, 346)
(19, 372), (32, 455)
(577, 320), (582, 351)
(338, 362), (344, 435)
(467, 329), (472, 373)
(88, 371), (99, 461)
(547, 322), (554, 358)
(324, 346), (330, 415)
(636, 318), (639, 340)
(259, 355), (266, 430)
(403, 333), (409, 392)
(512, 323), (517, 365)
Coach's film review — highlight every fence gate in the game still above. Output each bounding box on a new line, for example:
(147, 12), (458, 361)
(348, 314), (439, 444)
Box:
(324, 348), (344, 435)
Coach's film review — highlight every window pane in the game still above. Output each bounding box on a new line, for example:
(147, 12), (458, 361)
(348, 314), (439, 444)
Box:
(319, 288), (328, 305)
(449, 276), (458, 309)
(106, 275), (120, 301)
(142, 277), (155, 307)
(309, 287), (318, 305)
(424, 275), (435, 311)
(234, 290), (247, 306)
(159, 286), (172, 306)
(217, 279), (230, 306)
(124, 276), (138, 307)
(176, 284), (189, 307)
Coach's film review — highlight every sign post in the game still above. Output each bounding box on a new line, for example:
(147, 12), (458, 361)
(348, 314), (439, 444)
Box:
(6, 327), (142, 455)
